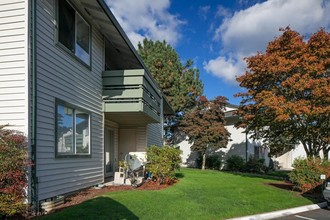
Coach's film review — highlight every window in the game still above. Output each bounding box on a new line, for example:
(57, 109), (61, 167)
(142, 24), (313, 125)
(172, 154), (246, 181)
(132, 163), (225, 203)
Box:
(56, 101), (90, 157)
(58, 0), (91, 65)
(254, 146), (261, 160)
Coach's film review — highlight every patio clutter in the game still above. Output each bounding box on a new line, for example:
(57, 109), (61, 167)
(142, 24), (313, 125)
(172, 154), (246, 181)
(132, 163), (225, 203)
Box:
(114, 152), (147, 187)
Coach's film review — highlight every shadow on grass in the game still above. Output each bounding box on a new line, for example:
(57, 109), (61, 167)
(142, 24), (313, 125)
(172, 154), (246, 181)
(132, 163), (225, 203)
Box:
(224, 171), (326, 204)
(223, 171), (286, 181)
(301, 185), (328, 203)
(43, 197), (139, 220)
(268, 182), (325, 203)
(175, 172), (184, 179)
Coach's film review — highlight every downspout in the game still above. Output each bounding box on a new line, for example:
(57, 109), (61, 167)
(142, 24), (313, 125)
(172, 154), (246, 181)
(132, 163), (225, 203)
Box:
(30, 0), (38, 212)
(161, 97), (164, 145)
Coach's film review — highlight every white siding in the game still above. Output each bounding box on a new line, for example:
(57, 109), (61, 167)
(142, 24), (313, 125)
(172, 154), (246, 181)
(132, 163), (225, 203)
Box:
(147, 123), (162, 147)
(119, 129), (135, 160)
(178, 138), (194, 166)
(275, 144), (307, 169)
(225, 125), (253, 159)
(136, 127), (147, 151)
(35, 0), (104, 201)
(177, 107), (272, 168)
(0, 0), (29, 134)
(177, 125), (268, 168)
(119, 127), (146, 159)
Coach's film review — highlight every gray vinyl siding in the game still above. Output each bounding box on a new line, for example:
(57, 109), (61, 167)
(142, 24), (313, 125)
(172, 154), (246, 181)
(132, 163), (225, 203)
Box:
(147, 123), (163, 147)
(136, 127), (147, 151)
(35, 0), (104, 201)
(0, 0), (29, 133)
(118, 127), (146, 157)
(147, 98), (164, 147)
(118, 129), (135, 159)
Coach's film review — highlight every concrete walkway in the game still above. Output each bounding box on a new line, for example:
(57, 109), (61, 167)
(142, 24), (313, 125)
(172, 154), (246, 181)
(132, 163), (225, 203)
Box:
(228, 202), (328, 220)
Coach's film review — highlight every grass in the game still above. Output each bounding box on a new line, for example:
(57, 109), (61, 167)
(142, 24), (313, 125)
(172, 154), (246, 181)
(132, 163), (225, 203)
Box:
(267, 170), (291, 179)
(43, 168), (314, 220)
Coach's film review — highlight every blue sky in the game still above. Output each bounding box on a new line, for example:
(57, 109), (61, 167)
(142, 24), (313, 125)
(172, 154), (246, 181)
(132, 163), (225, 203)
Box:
(106, 0), (330, 105)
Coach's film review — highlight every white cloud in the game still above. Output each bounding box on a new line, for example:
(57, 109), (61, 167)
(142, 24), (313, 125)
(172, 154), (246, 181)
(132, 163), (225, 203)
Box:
(204, 54), (246, 84)
(105, 0), (185, 47)
(215, 5), (231, 18)
(205, 0), (330, 84)
(198, 5), (211, 20)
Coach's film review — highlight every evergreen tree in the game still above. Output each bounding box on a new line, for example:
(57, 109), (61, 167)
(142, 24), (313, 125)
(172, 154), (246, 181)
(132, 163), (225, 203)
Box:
(138, 39), (203, 113)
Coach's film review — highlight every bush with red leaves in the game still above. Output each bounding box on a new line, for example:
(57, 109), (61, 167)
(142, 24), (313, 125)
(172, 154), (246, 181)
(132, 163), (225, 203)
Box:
(0, 125), (29, 217)
(289, 157), (330, 193)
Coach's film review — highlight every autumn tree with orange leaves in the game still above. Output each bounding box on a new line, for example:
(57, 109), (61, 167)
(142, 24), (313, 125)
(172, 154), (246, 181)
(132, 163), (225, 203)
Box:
(236, 27), (330, 159)
(180, 96), (230, 170)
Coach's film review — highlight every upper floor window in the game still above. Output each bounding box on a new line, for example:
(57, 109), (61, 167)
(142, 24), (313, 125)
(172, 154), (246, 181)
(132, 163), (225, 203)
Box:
(58, 0), (91, 66)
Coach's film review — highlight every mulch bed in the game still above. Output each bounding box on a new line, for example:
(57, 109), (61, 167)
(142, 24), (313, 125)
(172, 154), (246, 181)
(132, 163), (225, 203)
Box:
(266, 181), (325, 203)
(266, 181), (298, 191)
(47, 180), (172, 214)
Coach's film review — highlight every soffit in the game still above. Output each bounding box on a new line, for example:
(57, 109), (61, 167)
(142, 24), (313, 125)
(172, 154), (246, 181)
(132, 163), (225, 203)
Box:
(78, 0), (143, 70)
(104, 112), (158, 128)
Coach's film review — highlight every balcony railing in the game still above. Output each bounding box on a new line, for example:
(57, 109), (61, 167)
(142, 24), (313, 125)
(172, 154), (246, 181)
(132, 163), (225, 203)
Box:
(102, 69), (162, 124)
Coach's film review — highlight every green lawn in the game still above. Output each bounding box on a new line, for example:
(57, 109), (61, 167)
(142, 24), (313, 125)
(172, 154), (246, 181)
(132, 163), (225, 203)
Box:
(43, 168), (314, 220)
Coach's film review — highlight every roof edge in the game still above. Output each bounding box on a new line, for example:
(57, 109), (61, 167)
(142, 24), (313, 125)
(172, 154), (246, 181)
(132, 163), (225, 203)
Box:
(97, 0), (162, 92)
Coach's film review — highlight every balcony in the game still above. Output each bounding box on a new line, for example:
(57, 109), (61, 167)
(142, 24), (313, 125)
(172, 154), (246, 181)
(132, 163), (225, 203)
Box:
(102, 69), (162, 126)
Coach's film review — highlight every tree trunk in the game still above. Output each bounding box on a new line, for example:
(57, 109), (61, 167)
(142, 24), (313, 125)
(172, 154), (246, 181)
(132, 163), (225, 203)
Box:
(323, 147), (329, 160)
(202, 153), (206, 170)
(302, 141), (321, 159)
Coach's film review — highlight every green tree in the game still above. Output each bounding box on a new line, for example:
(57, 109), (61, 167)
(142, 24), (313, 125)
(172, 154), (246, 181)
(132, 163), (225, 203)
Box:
(138, 39), (203, 113)
(180, 96), (230, 170)
(235, 27), (330, 159)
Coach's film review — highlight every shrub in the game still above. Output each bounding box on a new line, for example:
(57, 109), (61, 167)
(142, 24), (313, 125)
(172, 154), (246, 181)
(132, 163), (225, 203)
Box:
(267, 170), (290, 180)
(205, 155), (222, 170)
(226, 155), (245, 172)
(268, 159), (280, 171)
(0, 125), (28, 218)
(146, 145), (182, 184)
(195, 154), (222, 170)
(242, 157), (269, 174)
(289, 157), (330, 193)
(195, 154), (203, 169)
